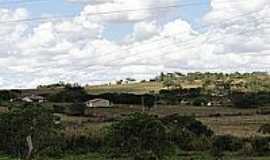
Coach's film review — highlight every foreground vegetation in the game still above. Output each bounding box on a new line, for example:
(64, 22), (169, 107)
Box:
(1, 105), (270, 160)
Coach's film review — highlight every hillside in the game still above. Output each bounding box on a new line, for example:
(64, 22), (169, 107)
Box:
(85, 81), (203, 94)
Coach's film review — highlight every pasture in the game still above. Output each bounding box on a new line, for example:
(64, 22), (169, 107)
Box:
(85, 81), (202, 94)
(57, 105), (270, 138)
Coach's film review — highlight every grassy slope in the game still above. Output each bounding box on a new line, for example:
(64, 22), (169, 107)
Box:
(85, 82), (163, 94)
(85, 81), (203, 94)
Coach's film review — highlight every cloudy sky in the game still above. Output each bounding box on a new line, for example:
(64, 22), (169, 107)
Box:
(0, 0), (269, 89)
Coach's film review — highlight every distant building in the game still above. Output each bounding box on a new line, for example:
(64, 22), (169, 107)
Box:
(22, 95), (46, 103)
(85, 99), (111, 108)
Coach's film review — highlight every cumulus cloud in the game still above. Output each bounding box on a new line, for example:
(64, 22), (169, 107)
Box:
(78, 0), (178, 23)
(0, 0), (270, 89)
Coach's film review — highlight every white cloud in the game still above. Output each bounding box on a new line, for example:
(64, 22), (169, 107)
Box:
(1, 0), (270, 89)
(79, 0), (178, 23)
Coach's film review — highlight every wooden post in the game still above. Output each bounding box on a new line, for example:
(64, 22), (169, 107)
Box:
(26, 135), (33, 160)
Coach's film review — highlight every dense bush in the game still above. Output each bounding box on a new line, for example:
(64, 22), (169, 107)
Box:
(162, 114), (214, 137)
(251, 137), (270, 156)
(231, 91), (270, 108)
(48, 86), (88, 103)
(231, 92), (258, 108)
(258, 124), (270, 134)
(0, 90), (17, 104)
(0, 104), (60, 159)
(67, 103), (86, 116)
(211, 135), (243, 156)
(192, 97), (209, 106)
(161, 114), (213, 151)
(105, 113), (175, 159)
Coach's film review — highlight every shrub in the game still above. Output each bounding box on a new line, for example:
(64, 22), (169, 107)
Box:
(211, 135), (243, 156)
(251, 137), (270, 156)
(48, 86), (88, 103)
(231, 92), (257, 108)
(258, 124), (270, 134)
(162, 114), (214, 137)
(239, 142), (254, 156)
(105, 113), (175, 159)
(192, 97), (208, 106)
(161, 114), (213, 151)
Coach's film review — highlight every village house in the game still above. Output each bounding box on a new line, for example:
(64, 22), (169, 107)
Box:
(85, 98), (111, 108)
(22, 95), (46, 103)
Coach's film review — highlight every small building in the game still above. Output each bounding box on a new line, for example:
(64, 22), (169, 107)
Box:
(22, 97), (33, 103)
(85, 99), (111, 108)
(22, 95), (46, 103)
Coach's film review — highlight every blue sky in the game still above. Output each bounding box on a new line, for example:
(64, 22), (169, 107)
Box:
(9, 0), (210, 41)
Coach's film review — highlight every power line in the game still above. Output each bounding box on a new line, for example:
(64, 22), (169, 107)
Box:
(0, 1), (208, 24)
(0, 0), (47, 6)
(83, 10), (268, 67)
(0, 0), (256, 24)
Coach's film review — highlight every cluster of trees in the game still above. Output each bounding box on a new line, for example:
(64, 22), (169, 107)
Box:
(0, 90), (17, 104)
(231, 91), (270, 108)
(157, 72), (269, 82)
(48, 85), (88, 103)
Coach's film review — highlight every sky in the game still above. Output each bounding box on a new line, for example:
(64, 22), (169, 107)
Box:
(0, 0), (269, 89)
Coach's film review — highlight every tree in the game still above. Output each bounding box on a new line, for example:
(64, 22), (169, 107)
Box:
(105, 113), (175, 159)
(161, 114), (213, 151)
(143, 94), (155, 111)
(48, 84), (88, 103)
(160, 72), (165, 81)
(0, 104), (60, 159)
(163, 79), (175, 89)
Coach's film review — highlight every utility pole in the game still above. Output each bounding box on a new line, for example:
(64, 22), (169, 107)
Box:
(141, 95), (145, 112)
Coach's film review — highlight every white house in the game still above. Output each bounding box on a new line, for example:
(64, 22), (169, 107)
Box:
(22, 95), (46, 103)
(85, 99), (111, 108)
(22, 97), (33, 103)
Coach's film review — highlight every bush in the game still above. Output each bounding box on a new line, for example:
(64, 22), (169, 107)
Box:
(239, 142), (254, 156)
(251, 137), (270, 156)
(258, 124), (270, 134)
(211, 135), (243, 156)
(192, 97), (208, 106)
(105, 113), (175, 159)
(162, 114), (213, 137)
(48, 86), (88, 103)
(161, 114), (213, 151)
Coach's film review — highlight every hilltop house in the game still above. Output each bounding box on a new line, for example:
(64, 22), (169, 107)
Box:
(85, 99), (111, 108)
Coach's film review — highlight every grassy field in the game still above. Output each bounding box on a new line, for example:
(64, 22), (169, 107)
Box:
(200, 115), (270, 137)
(85, 81), (202, 94)
(2, 104), (270, 138)
(56, 105), (270, 138)
(85, 82), (163, 94)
